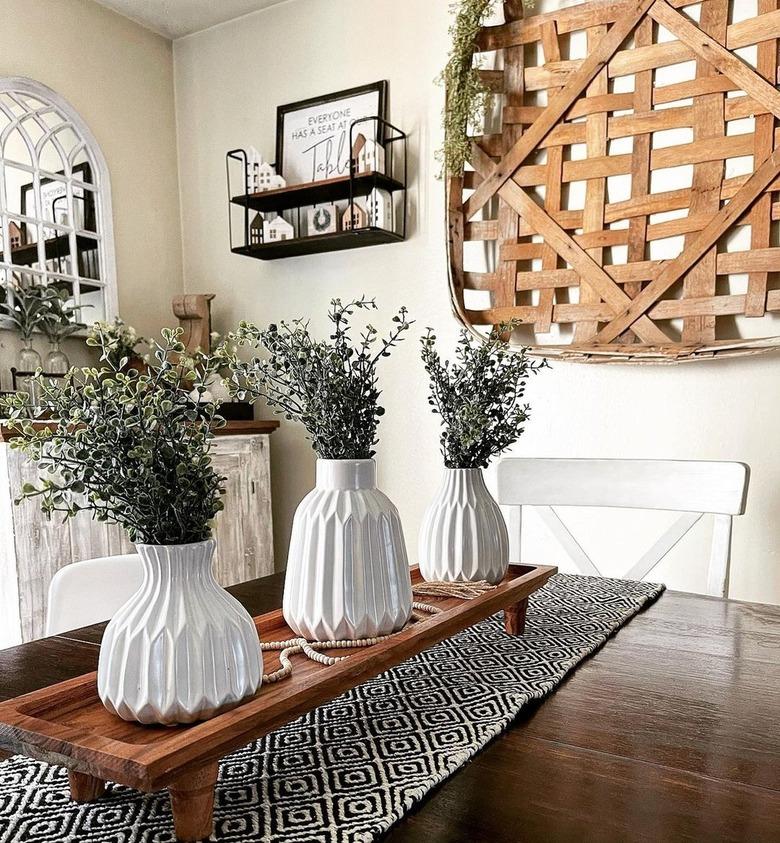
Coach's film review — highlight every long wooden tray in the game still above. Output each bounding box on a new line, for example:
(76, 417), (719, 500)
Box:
(0, 563), (556, 841)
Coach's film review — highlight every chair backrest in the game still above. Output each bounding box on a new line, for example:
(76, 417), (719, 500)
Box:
(497, 458), (749, 598)
(45, 554), (143, 636)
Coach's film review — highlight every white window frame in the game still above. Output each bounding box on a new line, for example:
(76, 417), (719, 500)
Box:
(0, 76), (118, 327)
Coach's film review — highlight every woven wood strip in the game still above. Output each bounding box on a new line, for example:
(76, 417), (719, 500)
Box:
(447, 0), (780, 361)
(495, 0), (525, 323)
(681, 0), (727, 346)
(622, 15), (653, 344)
(746, 0), (779, 316)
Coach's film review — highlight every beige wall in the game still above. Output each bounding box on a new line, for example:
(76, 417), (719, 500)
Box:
(174, 0), (780, 603)
(0, 0), (183, 377)
(174, 0), (456, 580)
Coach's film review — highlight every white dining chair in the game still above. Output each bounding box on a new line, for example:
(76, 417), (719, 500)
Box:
(497, 458), (750, 598)
(45, 553), (144, 636)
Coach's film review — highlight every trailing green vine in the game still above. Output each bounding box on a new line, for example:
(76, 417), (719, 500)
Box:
(438, 0), (496, 178)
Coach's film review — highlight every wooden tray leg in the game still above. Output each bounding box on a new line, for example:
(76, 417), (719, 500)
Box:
(504, 596), (528, 635)
(69, 770), (105, 802)
(169, 761), (219, 842)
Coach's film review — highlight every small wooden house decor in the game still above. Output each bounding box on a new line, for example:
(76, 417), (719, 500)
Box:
(343, 202), (367, 231)
(246, 147), (263, 193)
(250, 213), (264, 245)
(448, 0), (780, 362)
(352, 132), (385, 174)
(8, 222), (23, 250)
(247, 147), (286, 194)
(366, 189), (392, 229)
(263, 215), (294, 242)
(307, 203), (338, 235)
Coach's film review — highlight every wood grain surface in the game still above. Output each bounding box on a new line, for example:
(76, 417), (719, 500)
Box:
(0, 565), (553, 793)
(2, 572), (779, 841)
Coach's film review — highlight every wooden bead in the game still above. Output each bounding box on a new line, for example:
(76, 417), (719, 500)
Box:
(259, 605), (440, 683)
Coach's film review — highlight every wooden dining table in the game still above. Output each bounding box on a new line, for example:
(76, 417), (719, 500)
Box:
(1, 570), (779, 842)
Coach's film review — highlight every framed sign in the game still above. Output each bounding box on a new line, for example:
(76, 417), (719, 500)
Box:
(21, 162), (95, 231)
(276, 81), (387, 185)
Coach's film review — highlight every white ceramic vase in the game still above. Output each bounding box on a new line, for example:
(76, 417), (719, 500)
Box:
(283, 459), (413, 640)
(97, 539), (262, 725)
(418, 468), (509, 584)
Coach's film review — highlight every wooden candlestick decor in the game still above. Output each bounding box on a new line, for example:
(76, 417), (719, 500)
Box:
(448, 0), (780, 362)
(172, 293), (215, 354)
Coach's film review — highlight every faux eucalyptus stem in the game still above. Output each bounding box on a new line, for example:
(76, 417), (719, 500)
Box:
(0, 327), (226, 545)
(222, 297), (412, 460)
(421, 325), (546, 468)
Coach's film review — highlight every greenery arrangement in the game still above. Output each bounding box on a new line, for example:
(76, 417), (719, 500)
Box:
(438, 0), (496, 177)
(0, 281), (60, 343)
(40, 287), (87, 344)
(222, 297), (412, 459)
(87, 317), (146, 368)
(421, 325), (546, 468)
(0, 327), (226, 545)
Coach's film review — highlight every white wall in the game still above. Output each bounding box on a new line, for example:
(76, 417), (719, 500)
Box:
(175, 0), (780, 604)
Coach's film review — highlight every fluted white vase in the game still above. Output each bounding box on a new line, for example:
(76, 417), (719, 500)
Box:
(283, 459), (413, 640)
(419, 468), (509, 584)
(97, 539), (262, 725)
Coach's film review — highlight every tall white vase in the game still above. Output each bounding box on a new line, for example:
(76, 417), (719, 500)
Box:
(419, 468), (509, 584)
(97, 539), (262, 725)
(283, 459), (413, 640)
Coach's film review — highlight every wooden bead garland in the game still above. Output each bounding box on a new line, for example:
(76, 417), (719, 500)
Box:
(260, 601), (441, 683)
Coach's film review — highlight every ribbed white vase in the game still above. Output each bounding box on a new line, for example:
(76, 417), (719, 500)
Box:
(97, 539), (262, 725)
(283, 459), (413, 640)
(419, 468), (509, 584)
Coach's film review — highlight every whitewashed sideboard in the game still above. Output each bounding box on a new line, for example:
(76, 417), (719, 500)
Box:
(0, 421), (278, 646)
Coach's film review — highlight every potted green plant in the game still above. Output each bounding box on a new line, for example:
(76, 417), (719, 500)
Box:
(86, 316), (147, 371)
(39, 286), (88, 374)
(0, 327), (262, 724)
(418, 326), (546, 583)
(222, 297), (413, 641)
(0, 280), (54, 381)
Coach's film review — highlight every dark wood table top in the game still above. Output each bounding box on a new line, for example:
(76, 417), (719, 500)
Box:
(1, 572), (779, 842)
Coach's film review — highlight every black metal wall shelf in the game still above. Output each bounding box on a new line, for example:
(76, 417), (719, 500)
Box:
(11, 234), (97, 267)
(233, 227), (404, 261)
(226, 116), (407, 261)
(231, 171), (404, 214)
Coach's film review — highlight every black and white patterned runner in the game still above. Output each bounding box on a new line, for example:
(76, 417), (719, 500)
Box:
(0, 574), (663, 842)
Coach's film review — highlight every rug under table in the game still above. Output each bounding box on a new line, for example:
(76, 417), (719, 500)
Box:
(0, 573), (664, 843)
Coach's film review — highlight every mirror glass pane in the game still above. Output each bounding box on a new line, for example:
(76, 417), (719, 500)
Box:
(0, 82), (112, 336)
(2, 127), (33, 167)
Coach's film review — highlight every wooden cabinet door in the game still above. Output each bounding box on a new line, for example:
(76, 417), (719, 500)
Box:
(210, 435), (274, 586)
(0, 434), (274, 644)
(236, 434), (274, 580)
(3, 446), (117, 642)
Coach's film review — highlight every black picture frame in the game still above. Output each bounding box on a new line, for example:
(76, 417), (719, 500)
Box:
(18, 162), (98, 279)
(275, 81), (387, 185)
(20, 162), (96, 233)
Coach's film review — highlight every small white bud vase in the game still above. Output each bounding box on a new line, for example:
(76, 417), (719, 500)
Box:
(97, 539), (262, 725)
(283, 459), (413, 640)
(419, 468), (509, 584)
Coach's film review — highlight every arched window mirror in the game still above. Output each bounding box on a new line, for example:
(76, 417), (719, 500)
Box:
(0, 77), (117, 328)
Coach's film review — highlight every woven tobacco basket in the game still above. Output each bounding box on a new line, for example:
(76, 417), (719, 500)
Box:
(447, 0), (780, 362)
